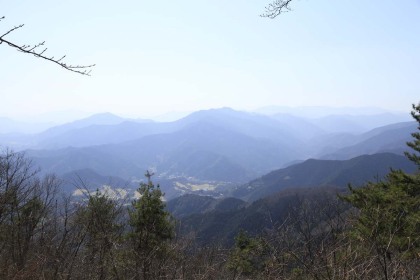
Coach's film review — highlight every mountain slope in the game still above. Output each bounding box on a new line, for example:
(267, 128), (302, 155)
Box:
(28, 146), (142, 179)
(176, 108), (308, 146)
(178, 187), (343, 246)
(28, 120), (304, 183)
(37, 121), (175, 149)
(231, 153), (417, 201)
(39, 112), (129, 138)
(100, 121), (303, 181)
(321, 122), (416, 159)
(166, 194), (246, 218)
(308, 113), (410, 133)
(1, 113), (156, 149)
(60, 168), (133, 193)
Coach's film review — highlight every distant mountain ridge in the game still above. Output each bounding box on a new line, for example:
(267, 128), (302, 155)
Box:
(28, 119), (304, 182)
(0, 117), (54, 134)
(0, 113), (154, 149)
(320, 121), (415, 159)
(1, 107), (414, 192)
(231, 153), (417, 201)
(308, 113), (411, 133)
(1, 108), (411, 150)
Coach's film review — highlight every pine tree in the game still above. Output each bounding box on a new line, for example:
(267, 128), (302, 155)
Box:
(343, 103), (420, 278)
(405, 103), (420, 167)
(76, 190), (123, 279)
(128, 171), (174, 280)
(227, 230), (268, 279)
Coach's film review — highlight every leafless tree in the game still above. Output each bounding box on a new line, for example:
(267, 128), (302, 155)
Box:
(0, 16), (95, 75)
(0, 149), (61, 278)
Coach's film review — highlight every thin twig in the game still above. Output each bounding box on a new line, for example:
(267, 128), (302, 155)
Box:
(0, 16), (95, 75)
(261, 0), (295, 19)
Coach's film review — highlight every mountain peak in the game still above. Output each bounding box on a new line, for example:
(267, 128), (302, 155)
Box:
(82, 112), (124, 123)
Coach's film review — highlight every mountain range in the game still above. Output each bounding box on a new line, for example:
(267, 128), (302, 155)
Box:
(0, 107), (416, 197)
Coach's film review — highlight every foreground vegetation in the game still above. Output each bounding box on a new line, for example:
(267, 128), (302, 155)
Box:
(0, 105), (418, 279)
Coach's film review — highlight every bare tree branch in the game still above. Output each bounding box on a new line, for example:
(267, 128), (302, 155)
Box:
(0, 16), (95, 76)
(261, 0), (296, 19)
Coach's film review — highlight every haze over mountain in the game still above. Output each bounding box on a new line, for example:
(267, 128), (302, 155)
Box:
(0, 117), (54, 134)
(256, 106), (408, 118)
(231, 153), (417, 201)
(0, 113), (155, 150)
(1, 106), (415, 198)
(1, 107), (411, 149)
(319, 122), (416, 159)
(27, 119), (303, 183)
(40, 112), (133, 137)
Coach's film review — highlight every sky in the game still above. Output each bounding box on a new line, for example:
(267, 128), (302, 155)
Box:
(1, 0), (420, 122)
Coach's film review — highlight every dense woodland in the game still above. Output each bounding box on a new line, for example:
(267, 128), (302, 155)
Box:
(0, 105), (418, 279)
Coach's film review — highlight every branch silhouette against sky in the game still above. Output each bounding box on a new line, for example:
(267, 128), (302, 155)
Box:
(262, 0), (295, 18)
(0, 16), (95, 76)
(1, 1), (419, 120)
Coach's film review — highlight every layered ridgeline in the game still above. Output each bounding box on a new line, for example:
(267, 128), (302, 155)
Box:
(0, 106), (418, 279)
(231, 152), (417, 201)
(171, 188), (343, 246)
(0, 107), (415, 197)
(167, 152), (417, 244)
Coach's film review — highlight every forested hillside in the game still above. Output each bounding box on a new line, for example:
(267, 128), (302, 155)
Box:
(0, 151), (418, 279)
(2, 0), (419, 278)
(232, 153), (417, 201)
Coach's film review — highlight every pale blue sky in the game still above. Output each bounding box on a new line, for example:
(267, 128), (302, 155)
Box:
(1, 0), (420, 121)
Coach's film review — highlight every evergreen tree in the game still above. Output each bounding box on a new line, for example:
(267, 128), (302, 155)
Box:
(405, 103), (420, 167)
(227, 230), (268, 279)
(128, 171), (174, 280)
(76, 190), (123, 279)
(343, 103), (420, 278)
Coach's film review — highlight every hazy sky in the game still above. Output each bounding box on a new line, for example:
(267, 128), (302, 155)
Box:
(1, 0), (420, 121)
